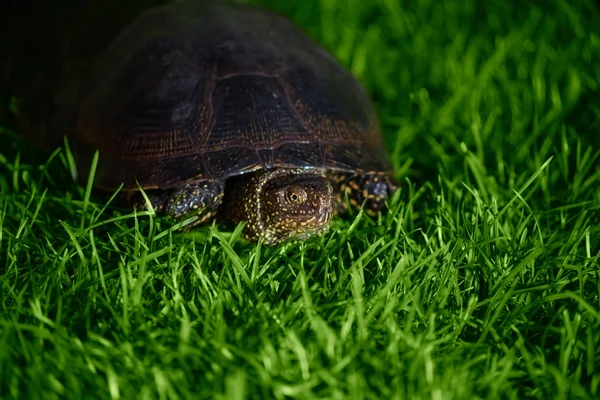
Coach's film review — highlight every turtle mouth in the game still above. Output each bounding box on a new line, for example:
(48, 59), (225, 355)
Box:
(291, 208), (332, 229)
(285, 209), (333, 241)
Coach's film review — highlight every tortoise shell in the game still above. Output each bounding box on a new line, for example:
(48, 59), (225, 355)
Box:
(71, 1), (392, 189)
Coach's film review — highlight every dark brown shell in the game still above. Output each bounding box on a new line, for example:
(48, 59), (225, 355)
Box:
(72, 1), (392, 189)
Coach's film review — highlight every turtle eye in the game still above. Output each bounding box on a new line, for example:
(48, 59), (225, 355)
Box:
(285, 187), (307, 205)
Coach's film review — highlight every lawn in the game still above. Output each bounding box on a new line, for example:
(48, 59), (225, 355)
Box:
(1, 0), (600, 398)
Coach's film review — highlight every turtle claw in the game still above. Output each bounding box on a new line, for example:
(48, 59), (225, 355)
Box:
(331, 172), (398, 214)
(133, 180), (225, 225)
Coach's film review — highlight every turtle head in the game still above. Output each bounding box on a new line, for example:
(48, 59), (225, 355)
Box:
(258, 170), (334, 243)
(224, 168), (334, 245)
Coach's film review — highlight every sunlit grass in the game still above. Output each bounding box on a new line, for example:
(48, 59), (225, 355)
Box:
(1, 0), (599, 398)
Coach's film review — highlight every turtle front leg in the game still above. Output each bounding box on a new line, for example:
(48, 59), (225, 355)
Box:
(133, 180), (226, 227)
(330, 172), (398, 214)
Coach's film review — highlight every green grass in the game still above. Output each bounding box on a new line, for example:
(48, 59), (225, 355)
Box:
(1, 0), (600, 398)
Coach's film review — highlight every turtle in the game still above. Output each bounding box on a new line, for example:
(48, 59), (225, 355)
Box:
(61, 1), (397, 245)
